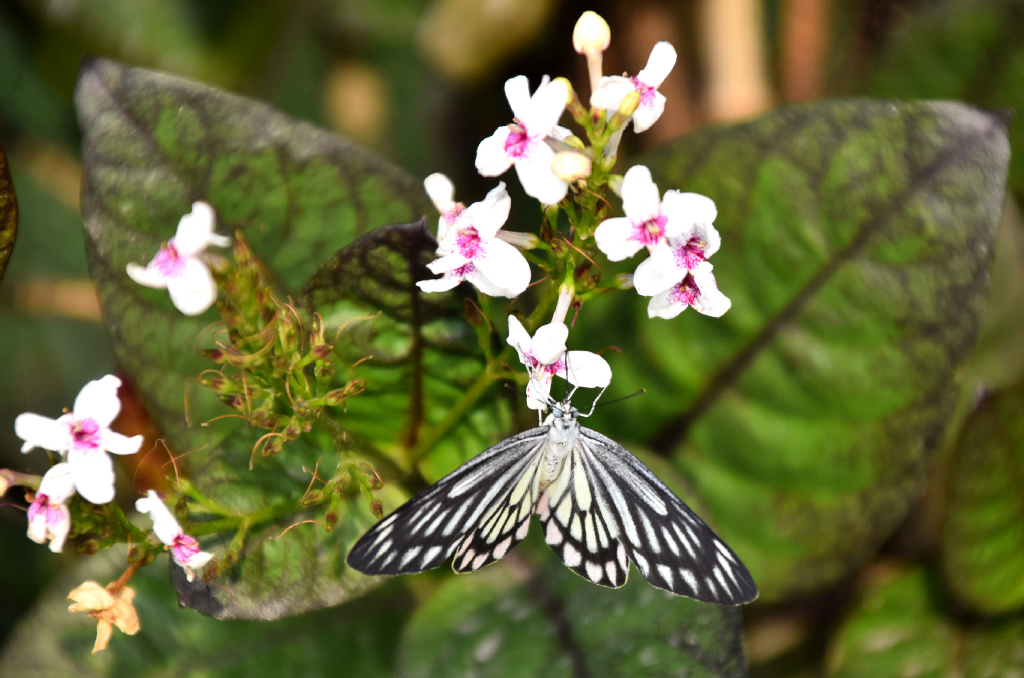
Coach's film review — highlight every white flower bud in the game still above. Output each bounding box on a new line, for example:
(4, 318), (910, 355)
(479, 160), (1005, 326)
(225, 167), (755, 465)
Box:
(551, 151), (592, 183)
(573, 11), (610, 55)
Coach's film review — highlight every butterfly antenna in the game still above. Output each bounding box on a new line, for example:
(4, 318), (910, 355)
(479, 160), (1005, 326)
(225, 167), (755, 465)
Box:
(581, 388), (647, 417)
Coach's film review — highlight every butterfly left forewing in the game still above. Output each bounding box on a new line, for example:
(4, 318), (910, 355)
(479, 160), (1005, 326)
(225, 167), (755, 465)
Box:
(577, 426), (759, 604)
(347, 428), (549, 576)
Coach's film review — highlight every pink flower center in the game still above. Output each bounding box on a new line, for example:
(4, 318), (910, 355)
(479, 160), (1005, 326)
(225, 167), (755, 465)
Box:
(450, 263), (476, 280)
(171, 534), (200, 565)
(669, 275), (701, 307)
(631, 77), (658, 109)
(524, 350), (565, 375)
(28, 495), (47, 521)
(442, 205), (465, 226)
(504, 126), (531, 159)
(153, 244), (187, 277)
(456, 227), (483, 259)
(673, 236), (706, 271)
(631, 215), (668, 247)
(69, 418), (102, 453)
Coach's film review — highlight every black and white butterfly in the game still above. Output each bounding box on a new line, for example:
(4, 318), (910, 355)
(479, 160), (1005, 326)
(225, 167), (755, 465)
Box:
(347, 398), (758, 604)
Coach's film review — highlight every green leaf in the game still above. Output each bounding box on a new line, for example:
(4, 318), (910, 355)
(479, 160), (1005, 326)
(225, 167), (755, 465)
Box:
(942, 384), (1024, 614)
(0, 140), (16, 283)
(0, 549), (411, 677)
(865, 0), (1024, 202)
(827, 566), (1024, 676)
(579, 101), (1009, 602)
(299, 219), (511, 482)
(74, 57), (486, 619)
(399, 558), (748, 678)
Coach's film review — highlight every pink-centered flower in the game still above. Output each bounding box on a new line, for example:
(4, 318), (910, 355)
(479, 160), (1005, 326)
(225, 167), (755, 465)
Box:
(126, 201), (230, 316)
(647, 268), (731, 319)
(595, 164), (719, 275)
(15, 375), (143, 505)
(418, 180), (531, 298)
(590, 42), (676, 133)
(136, 490), (213, 582)
(27, 463), (75, 553)
(507, 316), (612, 411)
(476, 76), (570, 205)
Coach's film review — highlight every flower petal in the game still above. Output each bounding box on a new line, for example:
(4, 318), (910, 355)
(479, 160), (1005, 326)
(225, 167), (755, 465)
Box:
(125, 262), (170, 290)
(166, 258), (218, 316)
(136, 490), (183, 546)
(473, 238), (532, 297)
(504, 75), (533, 122)
(73, 375), (123, 427)
(525, 375), (554, 410)
(426, 251), (470, 275)
(423, 173), (455, 212)
(647, 288), (687, 319)
(521, 78), (567, 137)
(659, 190), (717, 242)
(465, 268), (517, 297)
(45, 504), (71, 552)
(633, 248), (686, 296)
(637, 41), (677, 88)
(631, 91), (666, 133)
(559, 351), (612, 388)
(589, 76), (634, 111)
(691, 268), (731, 317)
(67, 581), (115, 611)
(39, 463), (76, 503)
(506, 315), (532, 363)
(594, 217), (645, 262)
(103, 431), (143, 456)
(475, 126), (514, 177)
(462, 182), (510, 241)
(15, 413), (71, 453)
(514, 145), (568, 205)
(67, 449), (116, 505)
(532, 322), (569, 365)
(620, 165), (661, 223)
(416, 275), (463, 294)
(172, 202), (219, 256)
(695, 221), (722, 260)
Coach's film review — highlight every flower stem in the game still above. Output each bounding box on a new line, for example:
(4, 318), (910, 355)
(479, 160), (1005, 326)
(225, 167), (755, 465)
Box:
(406, 362), (509, 466)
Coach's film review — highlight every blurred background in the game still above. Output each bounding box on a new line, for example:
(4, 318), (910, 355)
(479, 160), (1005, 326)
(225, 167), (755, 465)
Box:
(2, 0), (1024, 675)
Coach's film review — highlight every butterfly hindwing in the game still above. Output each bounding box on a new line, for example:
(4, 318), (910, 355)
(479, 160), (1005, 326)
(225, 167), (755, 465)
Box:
(576, 426), (759, 604)
(536, 443), (630, 588)
(346, 427), (549, 576)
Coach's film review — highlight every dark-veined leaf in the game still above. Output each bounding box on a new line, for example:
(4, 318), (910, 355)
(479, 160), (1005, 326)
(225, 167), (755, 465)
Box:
(74, 58), (503, 619)
(580, 101), (1009, 601)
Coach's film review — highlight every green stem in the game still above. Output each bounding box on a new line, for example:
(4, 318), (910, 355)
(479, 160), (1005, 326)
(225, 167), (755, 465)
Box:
(187, 501), (295, 537)
(406, 362), (509, 466)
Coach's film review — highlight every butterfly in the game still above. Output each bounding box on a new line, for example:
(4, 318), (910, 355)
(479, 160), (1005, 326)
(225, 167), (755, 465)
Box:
(347, 398), (758, 604)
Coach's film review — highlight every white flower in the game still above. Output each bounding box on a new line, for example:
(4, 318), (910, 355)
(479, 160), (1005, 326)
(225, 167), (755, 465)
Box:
(507, 316), (612, 410)
(595, 165), (717, 273)
(423, 173), (463, 243)
(647, 268), (731, 319)
(27, 463), (75, 553)
(417, 181), (531, 298)
(590, 41), (676, 133)
(136, 490), (214, 582)
(126, 201), (230, 316)
(476, 76), (570, 205)
(15, 375), (143, 505)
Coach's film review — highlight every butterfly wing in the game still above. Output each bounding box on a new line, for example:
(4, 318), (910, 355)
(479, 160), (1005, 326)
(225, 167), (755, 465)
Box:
(539, 424), (758, 604)
(346, 427), (549, 576)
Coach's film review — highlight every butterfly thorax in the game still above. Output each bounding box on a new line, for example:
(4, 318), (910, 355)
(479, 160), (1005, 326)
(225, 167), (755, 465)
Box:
(539, 406), (579, 484)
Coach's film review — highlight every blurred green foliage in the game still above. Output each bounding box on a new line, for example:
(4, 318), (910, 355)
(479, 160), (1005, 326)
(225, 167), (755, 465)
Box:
(2, 0), (1024, 676)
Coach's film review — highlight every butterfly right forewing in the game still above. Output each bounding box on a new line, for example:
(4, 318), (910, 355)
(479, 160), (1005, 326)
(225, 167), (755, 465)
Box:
(347, 427), (549, 576)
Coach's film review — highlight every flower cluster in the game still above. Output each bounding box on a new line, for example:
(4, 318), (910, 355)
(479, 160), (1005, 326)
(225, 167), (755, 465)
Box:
(596, 165), (730, 318)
